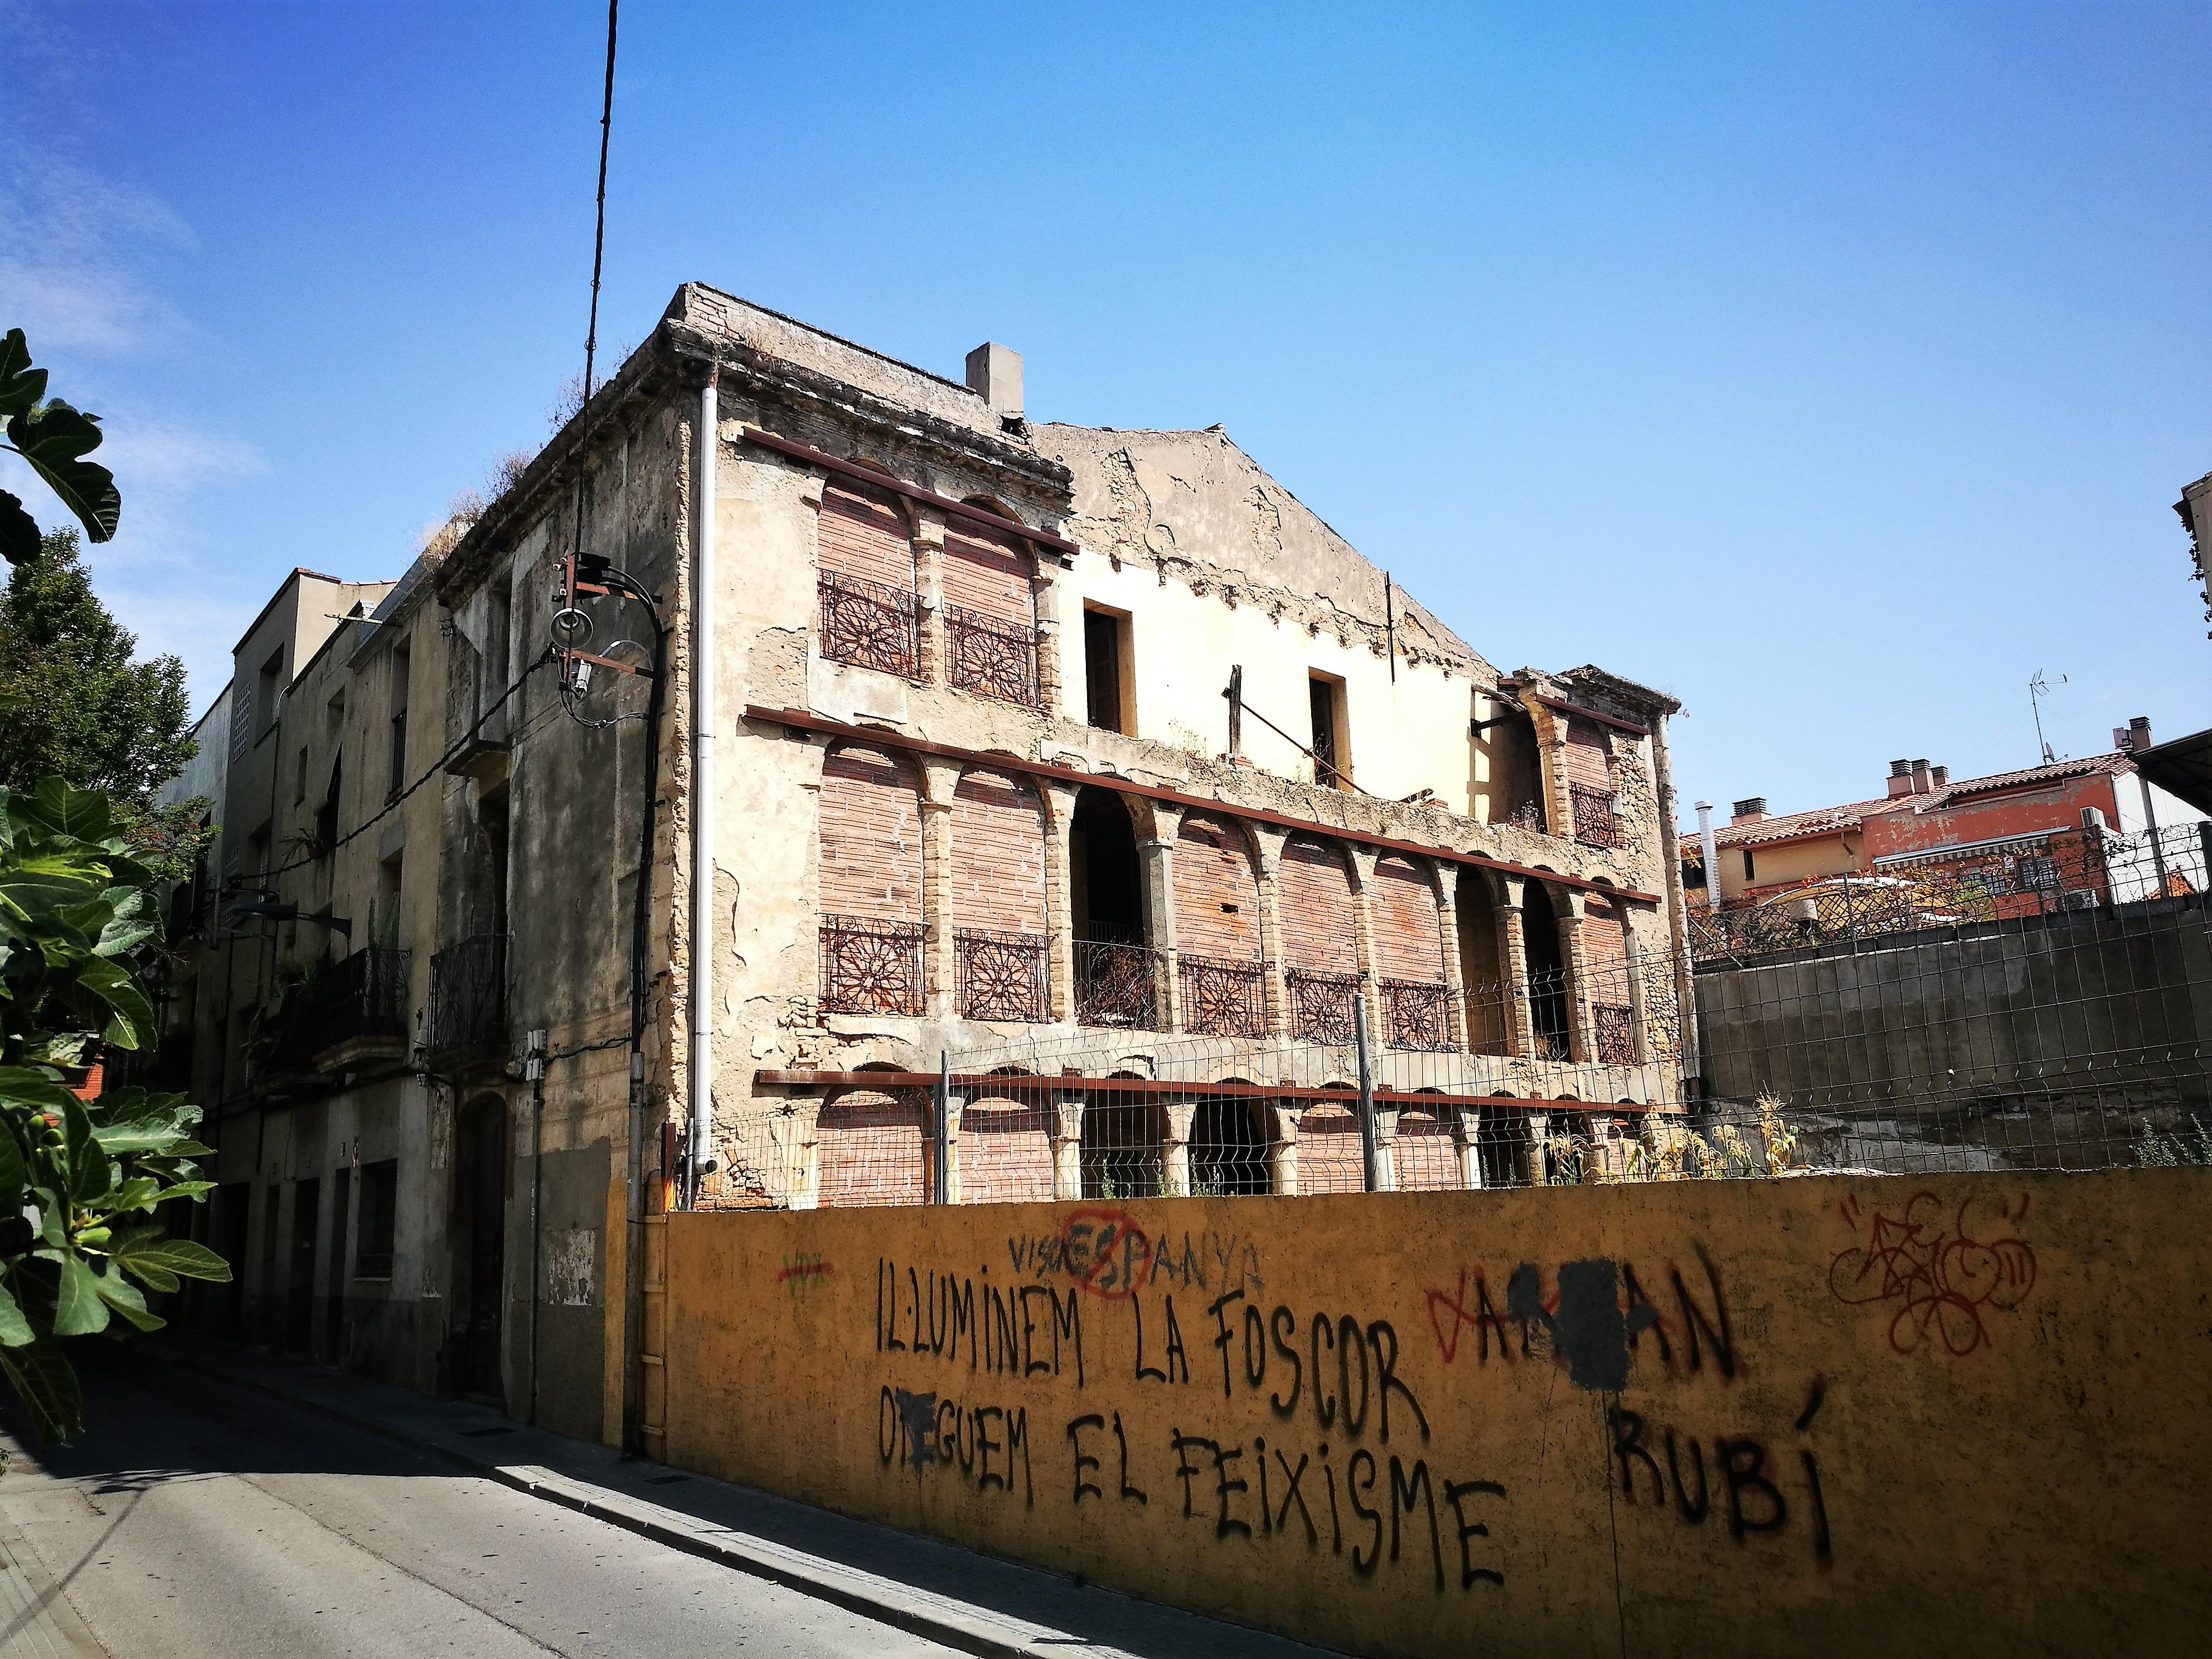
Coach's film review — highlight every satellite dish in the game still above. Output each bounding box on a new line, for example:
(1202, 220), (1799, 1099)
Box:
(550, 608), (593, 647)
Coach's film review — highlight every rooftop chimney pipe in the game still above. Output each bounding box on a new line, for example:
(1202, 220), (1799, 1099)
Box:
(1888, 758), (1915, 798)
(964, 342), (1023, 418)
(1731, 797), (1768, 824)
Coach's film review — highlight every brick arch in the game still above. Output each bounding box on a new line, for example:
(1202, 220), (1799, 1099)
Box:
(1278, 835), (1360, 976)
(1371, 852), (1447, 983)
(819, 745), (923, 921)
(943, 516), (1035, 626)
(1580, 891), (1634, 1065)
(950, 767), (1047, 937)
(817, 1085), (928, 1207)
(1172, 813), (1262, 962)
(817, 474), (916, 593)
(959, 1078), (1054, 1205)
(1298, 1094), (1365, 1195)
(1394, 1104), (1460, 1192)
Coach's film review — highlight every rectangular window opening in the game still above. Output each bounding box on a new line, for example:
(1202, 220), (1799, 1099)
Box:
(1083, 606), (1131, 734)
(355, 1158), (398, 1279)
(1309, 673), (1349, 790)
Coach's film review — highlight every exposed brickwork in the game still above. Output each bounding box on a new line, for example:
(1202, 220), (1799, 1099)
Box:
(950, 769), (1048, 935)
(942, 521), (1035, 624)
(960, 1096), (1055, 1204)
(816, 1088), (927, 1207)
(1394, 1108), (1459, 1190)
(1298, 1101), (1365, 1192)
(819, 745), (924, 920)
(1581, 892), (1629, 1000)
(1171, 814), (1263, 961)
(1278, 835), (1360, 975)
(1371, 853), (1446, 983)
(1562, 717), (1611, 790)
(818, 478), (916, 592)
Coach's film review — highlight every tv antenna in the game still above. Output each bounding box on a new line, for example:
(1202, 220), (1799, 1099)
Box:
(2029, 668), (2065, 765)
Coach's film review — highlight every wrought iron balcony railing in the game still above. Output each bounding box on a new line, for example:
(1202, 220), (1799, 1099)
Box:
(1286, 968), (1361, 1045)
(295, 948), (411, 1061)
(1177, 953), (1266, 1039)
(1570, 783), (1622, 850)
(820, 915), (925, 1016)
(1381, 978), (1452, 1050)
(1592, 1002), (1638, 1067)
(957, 926), (1047, 1022)
(429, 933), (508, 1054)
(818, 571), (920, 680)
(945, 603), (1039, 707)
(1075, 938), (1165, 1030)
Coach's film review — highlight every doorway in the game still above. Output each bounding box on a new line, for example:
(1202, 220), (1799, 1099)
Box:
(453, 1097), (508, 1404)
(1521, 885), (1571, 1061)
(284, 1177), (319, 1356)
(324, 1166), (351, 1364)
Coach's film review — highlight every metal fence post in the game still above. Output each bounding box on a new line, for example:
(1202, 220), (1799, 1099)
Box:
(1354, 992), (1380, 1192)
(933, 1050), (951, 1205)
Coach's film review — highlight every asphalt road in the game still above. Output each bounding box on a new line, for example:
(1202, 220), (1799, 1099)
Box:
(0, 1349), (967, 1658)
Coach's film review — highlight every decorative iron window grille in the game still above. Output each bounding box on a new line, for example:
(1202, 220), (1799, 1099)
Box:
(1570, 783), (1622, 849)
(1075, 939), (1165, 1030)
(957, 927), (1047, 1022)
(817, 570), (919, 679)
(1287, 968), (1361, 1045)
(428, 932), (507, 1053)
(945, 603), (1039, 707)
(1177, 954), (1266, 1039)
(1381, 978), (1451, 1050)
(819, 915), (925, 1016)
(1593, 1002), (1637, 1067)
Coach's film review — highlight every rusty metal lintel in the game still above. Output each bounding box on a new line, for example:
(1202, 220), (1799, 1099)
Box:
(750, 1068), (1633, 1115)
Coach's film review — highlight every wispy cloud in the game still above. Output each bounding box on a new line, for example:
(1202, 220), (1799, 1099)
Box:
(0, 156), (193, 357)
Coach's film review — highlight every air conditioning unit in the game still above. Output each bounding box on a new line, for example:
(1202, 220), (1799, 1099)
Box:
(2064, 889), (2099, 911)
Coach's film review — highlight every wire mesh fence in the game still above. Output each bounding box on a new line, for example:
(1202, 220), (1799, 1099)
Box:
(688, 821), (2212, 1210)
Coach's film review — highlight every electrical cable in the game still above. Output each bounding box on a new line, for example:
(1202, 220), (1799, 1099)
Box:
(236, 648), (554, 891)
(582, 0), (619, 401)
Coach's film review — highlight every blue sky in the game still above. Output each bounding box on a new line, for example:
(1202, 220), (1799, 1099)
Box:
(5, 1), (2207, 821)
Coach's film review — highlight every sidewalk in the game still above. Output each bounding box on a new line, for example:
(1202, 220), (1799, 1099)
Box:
(156, 1335), (1341, 1659)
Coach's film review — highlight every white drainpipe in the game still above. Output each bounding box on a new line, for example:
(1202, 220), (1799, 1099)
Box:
(1695, 800), (1721, 911)
(688, 369), (718, 1194)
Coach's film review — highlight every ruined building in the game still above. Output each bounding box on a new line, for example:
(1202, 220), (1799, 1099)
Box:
(161, 287), (1690, 1443)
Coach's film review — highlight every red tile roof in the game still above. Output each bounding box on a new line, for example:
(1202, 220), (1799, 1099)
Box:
(1690, 753), (2133, 850)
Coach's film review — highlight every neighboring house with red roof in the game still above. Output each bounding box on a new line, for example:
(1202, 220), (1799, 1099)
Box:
(1684, 717), (2206, 917)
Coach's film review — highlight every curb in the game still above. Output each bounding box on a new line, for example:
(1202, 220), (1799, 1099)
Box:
(157, 1345), (1050, 1659)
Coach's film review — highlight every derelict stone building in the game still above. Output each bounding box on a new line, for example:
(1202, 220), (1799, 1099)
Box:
(164, 285), (1691, 1446)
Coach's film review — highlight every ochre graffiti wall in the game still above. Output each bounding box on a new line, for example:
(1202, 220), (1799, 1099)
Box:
(659, 1171), (2210, 1658)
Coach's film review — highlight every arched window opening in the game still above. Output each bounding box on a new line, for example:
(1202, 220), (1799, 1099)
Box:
(1393, 1106), (1461, 1192)
(952, 768), (1048, 1022)
(1563, 717), (1620, 849)
(1297, 1092), (1365, 1195)
(1280, 835), (1360, 1044)
(818, 745), (925, 1016)
(1172, 814), (1264, 1038)
(943, 517), (1039, 706)
(1372, 853), (1449, 1051)
(1073, 788), (1161, 1030)
(1457, 876), (1511, 1056)
(816, 477), (919, 679)
(1083, 1099), (1163, 1199)
(959, 1086), (1054, 1206)
(817, 1086), (929, 1208)
(1583, 894), (1636, 1066)
(1190, 1098), (1269, 1196)
(1522, 884), (1572, 1061)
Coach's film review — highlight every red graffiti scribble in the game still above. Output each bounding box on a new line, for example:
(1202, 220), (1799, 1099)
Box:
(774, 1258), (833, 1288)
(1057, 1207), (1156, 1299)
(1424, 1269), (1534, 1365)
(1828, 1191), (2036, 1357)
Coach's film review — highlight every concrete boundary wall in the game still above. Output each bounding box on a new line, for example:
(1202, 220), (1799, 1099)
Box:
(660, 1172), (2210, 1658)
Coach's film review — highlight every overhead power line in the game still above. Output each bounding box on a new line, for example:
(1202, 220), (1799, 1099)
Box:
(583, 0), (620, 401)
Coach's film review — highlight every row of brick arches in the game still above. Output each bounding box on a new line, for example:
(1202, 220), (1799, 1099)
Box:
(817, 741), (1643, 1063)
(808, 1085), (1517, 1209)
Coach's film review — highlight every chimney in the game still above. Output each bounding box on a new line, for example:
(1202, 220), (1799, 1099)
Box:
(964, 342), (1023, 418)
(1730, 796), (1768, 825)
(2114, 715), (2152, 754)
(1887, 759), (1915, 798)
(1930, 765), (1948, 788)
(1910, 758), (1933, 794)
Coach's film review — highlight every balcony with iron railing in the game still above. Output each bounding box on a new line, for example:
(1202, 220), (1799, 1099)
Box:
(266, 949), (411, 1074)
(957, 928), (1047, 1022)
(818, 571), (920, 680)
(1074, 939), (1165, 1031)
(429, 933), (508, 1056)
(1286, 968), (1361, 1045)
(945, 604), (1040, 707)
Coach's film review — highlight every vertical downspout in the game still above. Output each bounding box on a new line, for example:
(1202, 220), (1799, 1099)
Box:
(1648, 716), (1700, 1098)
(688, 368), (719, 1199)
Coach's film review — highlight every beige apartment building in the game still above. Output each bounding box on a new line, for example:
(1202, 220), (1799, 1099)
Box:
(167, 286), (1691, 1446)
